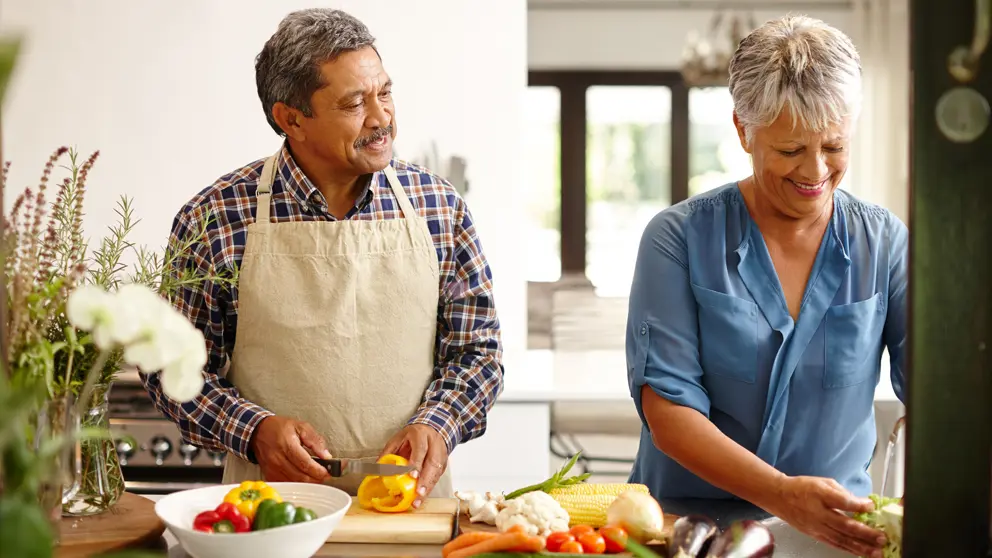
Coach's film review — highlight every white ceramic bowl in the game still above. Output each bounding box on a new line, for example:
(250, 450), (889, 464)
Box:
(155, 482), (351, 558)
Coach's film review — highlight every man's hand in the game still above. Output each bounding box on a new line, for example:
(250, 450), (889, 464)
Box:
(380, 424), (448, 508)
(768, 476), (888, 558)
(250, 416), (332, 483)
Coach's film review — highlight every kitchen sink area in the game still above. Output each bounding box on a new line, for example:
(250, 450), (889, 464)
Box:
(761, 519), (852, 558)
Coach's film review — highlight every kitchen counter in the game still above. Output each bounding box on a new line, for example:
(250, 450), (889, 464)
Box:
(145, 494), (846, 558)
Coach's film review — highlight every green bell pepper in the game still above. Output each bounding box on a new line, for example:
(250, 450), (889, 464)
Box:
(294, 507), (317, 523)
(252, 499), (318, 531)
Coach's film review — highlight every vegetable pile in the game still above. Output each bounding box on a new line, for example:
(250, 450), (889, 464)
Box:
(852, 494), (903, 558)
(457, 453), (658, 536)
(441, 523), (634, 557)
(451, 452), (775, 557)
(192, 481), (318, 534)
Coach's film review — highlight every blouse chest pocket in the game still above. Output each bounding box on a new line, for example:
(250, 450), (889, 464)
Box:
(823, 292), (886, 389)
(691, 284), (759, 384)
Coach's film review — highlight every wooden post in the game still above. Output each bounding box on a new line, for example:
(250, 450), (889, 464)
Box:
(903, 0), (992, 555)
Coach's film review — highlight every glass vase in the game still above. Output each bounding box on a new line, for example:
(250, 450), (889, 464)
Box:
(34, 395), (81, 546)
(62, 384), (125, 516)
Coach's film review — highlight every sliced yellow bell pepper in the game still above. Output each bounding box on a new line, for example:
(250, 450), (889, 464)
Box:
(357, 454), (418, 513)
(222, 480), (282, 521)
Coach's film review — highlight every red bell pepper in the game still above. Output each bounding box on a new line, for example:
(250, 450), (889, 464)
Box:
(193, 502), (251, 533)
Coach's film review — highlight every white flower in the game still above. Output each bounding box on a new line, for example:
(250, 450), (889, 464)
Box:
(160, 326), (207, 402)
(67, 284), (153, 349)
(68, 282), (209, 404)
(66, 285), (115, 346)
(122, 304), (190, 371)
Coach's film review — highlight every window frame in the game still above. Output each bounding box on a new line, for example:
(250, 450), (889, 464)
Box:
(529, 70), (689, 277)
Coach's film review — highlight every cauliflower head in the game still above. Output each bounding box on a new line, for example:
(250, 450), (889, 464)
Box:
(495, 491), (570, 537)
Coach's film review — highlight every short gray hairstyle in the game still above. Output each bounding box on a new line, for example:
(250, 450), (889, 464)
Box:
(255, 9), (377, 136)
(728, 15), (862, 143)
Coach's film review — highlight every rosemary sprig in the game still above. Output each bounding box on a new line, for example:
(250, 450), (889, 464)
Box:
(504, 451), (592, 500)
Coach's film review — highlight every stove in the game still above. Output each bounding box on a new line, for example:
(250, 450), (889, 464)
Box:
(109, 370), (225, 494)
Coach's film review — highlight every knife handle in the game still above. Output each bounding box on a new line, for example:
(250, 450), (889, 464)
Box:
(313, 457), (343, 477)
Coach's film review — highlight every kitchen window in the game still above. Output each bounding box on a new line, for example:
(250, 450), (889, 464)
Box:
(525, 71), (748, 293)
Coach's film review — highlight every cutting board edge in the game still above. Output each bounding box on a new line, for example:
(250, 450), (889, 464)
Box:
(324, 497), (461, 545)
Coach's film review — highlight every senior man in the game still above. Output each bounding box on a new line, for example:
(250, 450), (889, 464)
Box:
(140, 8), (504, 504)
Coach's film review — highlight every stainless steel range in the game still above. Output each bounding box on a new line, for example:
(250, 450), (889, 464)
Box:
(109, 370), (225, 494)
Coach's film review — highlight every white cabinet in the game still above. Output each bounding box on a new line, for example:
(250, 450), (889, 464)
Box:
(448, 402), (551, 494)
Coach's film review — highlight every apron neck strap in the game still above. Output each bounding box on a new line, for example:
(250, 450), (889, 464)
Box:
(381, 164), (417, 219)
(257, 155), (416, 223)
(255, 152), (280, 224)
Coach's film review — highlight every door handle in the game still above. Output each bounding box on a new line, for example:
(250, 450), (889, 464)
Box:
(948, 0), (991, 82)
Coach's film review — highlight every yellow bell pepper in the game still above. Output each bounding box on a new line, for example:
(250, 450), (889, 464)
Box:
(222, 480), (282, 521)
(357, 454), (418, 513)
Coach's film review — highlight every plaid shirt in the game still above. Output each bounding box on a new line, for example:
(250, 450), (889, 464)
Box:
(140, 143), (504, 462)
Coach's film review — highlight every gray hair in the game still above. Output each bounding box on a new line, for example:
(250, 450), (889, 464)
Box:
(255, 9), (378, 136)
(728, 15), (862, 143)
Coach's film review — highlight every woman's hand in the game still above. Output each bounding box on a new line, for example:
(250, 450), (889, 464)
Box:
(768, 476), (888, 558)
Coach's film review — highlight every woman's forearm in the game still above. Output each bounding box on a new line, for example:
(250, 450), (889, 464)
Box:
(640, 385), (785, 510)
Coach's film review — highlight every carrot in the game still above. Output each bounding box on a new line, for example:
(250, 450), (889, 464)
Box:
(448, 531), (533, 558)
(442, 532), (498, 558)
(506, 524), (528, 534)
(509, 534), (546, 552)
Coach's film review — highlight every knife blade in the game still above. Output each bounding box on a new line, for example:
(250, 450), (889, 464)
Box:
(312, 457), (414, 478)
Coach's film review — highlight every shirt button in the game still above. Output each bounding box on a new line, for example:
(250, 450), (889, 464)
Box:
(640, 324), (648, 335)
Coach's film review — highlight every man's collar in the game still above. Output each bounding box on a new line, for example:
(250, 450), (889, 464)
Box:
(276, 142), (376, 213)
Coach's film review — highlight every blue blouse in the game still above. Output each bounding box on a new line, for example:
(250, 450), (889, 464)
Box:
(626, 183), (908, 500)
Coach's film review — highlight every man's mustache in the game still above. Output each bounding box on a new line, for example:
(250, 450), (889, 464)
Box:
(355, 125), (393, 149)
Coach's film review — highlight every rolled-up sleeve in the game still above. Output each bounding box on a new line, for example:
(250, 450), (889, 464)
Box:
(883, 213), (909, 404)
(627, 210), (710, 425)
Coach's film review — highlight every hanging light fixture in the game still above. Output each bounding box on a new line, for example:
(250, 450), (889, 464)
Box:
(680, 10), (757, 88)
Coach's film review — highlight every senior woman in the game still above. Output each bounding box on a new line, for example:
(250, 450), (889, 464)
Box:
(626, 15), (906, 558)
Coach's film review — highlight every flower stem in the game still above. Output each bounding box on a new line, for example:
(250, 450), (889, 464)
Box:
(63, 349), (74, 393)
(74, 349), (110, 416)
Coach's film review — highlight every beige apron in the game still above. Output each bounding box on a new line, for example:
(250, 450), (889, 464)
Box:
(221, 150), (454, 498)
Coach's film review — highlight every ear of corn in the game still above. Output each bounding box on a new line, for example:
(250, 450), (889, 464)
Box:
(551, 493), (615, 528)
(547, 484), (652, 528)
(547, 483), (650, 497)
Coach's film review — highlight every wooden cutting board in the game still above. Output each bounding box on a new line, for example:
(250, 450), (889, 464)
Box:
(326, 497), (460, 545)
(56, 492), (166, 558)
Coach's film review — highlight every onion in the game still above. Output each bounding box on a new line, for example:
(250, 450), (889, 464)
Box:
(606, 490), (666, 543)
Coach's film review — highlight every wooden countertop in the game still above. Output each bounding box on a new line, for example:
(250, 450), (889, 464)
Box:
(156, 533), (446, 558)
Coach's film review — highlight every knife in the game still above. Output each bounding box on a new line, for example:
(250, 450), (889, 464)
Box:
(312, 457), (415, 478)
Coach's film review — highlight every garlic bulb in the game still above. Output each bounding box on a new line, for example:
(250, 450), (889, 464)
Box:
(454, 491), (505, 525)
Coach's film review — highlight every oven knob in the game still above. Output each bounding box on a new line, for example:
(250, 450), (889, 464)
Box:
(178, 443), (200, 466)
(115, 437), (137, 466)
(149, 435), (172, 465)
(207, 450), (225, 466)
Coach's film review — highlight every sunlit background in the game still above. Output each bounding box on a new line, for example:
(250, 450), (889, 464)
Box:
(0, 0), (911, 507)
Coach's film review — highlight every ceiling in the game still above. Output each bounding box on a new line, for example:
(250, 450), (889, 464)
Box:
(528, 0), (854, 10)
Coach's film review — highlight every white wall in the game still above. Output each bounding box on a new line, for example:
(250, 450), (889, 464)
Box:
(1, 0), (529, 363)
(529, 5), (854, 69)
(527, 0), (910, 222)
